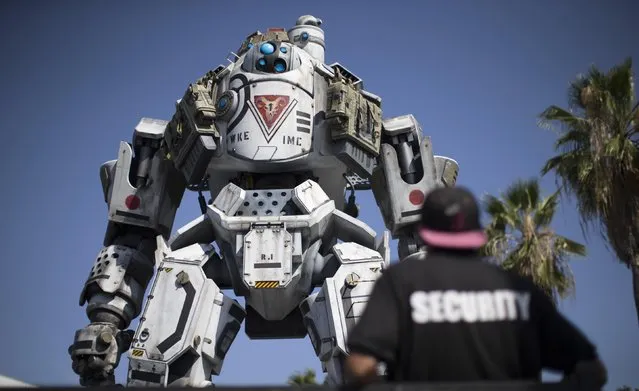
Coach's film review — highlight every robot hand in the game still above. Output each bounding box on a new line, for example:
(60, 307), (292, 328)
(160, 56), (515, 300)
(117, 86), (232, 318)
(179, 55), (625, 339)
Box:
(69, 322), (134, 387)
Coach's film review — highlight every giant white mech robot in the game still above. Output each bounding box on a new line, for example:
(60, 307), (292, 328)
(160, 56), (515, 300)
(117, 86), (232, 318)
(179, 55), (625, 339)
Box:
(69, 15), (459, 387)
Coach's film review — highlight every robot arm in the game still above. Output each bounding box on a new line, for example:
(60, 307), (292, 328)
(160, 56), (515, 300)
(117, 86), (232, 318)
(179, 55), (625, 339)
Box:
(70, 118), (188, 386)
(81, 118), (189, 324)
(319, 63), (458, 261)
(371, 115), (459, 260)
(70, 70), (224, 386)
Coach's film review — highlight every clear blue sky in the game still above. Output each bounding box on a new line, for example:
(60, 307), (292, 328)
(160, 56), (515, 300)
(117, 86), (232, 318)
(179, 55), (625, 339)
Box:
(0, 0), (637, 389)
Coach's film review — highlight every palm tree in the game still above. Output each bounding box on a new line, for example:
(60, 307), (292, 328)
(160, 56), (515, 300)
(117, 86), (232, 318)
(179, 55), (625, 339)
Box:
(538, 57), (639, 323)
(287, 369), (319, 386)
(480, 178), (587, 304)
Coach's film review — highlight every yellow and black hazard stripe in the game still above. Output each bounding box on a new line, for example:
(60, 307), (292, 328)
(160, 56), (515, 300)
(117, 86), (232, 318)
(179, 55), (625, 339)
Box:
(164, 268), (173, 272)
(254, 281), (280, 289)
(130, 349), (145, 358)
(369, 267), (381, 273)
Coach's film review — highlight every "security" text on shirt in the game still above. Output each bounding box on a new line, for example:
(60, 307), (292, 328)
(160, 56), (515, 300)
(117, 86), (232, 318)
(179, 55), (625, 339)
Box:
(409, 290), (531, 324)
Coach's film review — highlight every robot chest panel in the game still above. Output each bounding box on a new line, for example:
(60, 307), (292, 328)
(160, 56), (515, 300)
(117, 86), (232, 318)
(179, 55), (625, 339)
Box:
(224, 81), (314, 161)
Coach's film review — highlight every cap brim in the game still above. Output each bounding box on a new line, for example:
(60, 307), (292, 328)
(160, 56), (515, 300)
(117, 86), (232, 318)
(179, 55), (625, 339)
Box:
(419, 228), (487, 249)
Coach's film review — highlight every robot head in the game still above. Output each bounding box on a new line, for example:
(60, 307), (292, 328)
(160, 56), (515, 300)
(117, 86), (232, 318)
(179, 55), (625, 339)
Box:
(240, 35), (299, 74)
(236, 15), (326, 72)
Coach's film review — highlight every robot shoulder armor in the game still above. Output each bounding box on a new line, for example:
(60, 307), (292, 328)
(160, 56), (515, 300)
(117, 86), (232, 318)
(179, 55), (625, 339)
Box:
(134, 117), (169, 141)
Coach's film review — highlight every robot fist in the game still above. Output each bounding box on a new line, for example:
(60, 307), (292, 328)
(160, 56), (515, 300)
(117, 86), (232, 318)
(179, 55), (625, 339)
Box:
(69, 323), (134, 387)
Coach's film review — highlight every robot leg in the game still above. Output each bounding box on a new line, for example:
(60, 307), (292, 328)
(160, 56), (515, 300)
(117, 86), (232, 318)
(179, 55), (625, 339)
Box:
(300, 242), (387, 386)
(127, 240), (245, 387)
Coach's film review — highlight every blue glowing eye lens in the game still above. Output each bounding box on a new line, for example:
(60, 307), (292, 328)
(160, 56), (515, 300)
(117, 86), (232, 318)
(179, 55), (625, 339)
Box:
(260, 42), (275, 55)
(301, 32), (309, 41)
(258, 58), (266, 66)
(247, 43), (253, 48)
(218, 97), (228, 109)
(274, 63), (286, 73)
(280, 47), (287, 53)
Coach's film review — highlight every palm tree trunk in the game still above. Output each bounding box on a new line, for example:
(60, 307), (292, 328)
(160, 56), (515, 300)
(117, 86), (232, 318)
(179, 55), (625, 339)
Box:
(633, 259), (639, 327)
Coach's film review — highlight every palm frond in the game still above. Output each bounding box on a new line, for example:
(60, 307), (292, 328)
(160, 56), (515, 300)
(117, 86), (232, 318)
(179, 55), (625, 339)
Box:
(538, 57), (639, 324)
(606, 57), (634, 110)
(481, 178), (586, 304)
(504, 179), (539, 211)
(537, 106), (588, 134)
(554, 235), (588, 257)
(554, 128), (590, 152)
(533, 191), (559, 227)
(288, 369), (318, 386)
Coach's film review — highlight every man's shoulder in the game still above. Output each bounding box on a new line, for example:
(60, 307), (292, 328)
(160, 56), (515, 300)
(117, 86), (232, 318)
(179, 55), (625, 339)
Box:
(387, 251), (429, 272)
(386, 251), (470, 278)
(393, 251), (540, 288)
(472, 259), (540, 290)
(380, 253), (424, 284)
(492, 265), (538, 289)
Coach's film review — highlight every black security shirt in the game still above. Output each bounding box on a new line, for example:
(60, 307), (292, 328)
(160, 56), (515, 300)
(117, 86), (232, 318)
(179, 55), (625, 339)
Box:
(346, 250), (598, 382)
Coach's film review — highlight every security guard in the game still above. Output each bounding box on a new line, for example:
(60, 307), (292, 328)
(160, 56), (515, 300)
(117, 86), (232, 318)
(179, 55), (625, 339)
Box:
(345, 186), (606, 388)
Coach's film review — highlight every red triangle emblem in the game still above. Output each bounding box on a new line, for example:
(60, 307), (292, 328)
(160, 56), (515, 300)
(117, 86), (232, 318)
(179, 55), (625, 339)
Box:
(254, 95), (290, 129)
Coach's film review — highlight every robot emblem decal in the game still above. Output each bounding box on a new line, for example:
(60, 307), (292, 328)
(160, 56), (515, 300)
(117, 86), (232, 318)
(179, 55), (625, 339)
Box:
(255, 95), (289, 127)
(249, 95), (297, 143)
